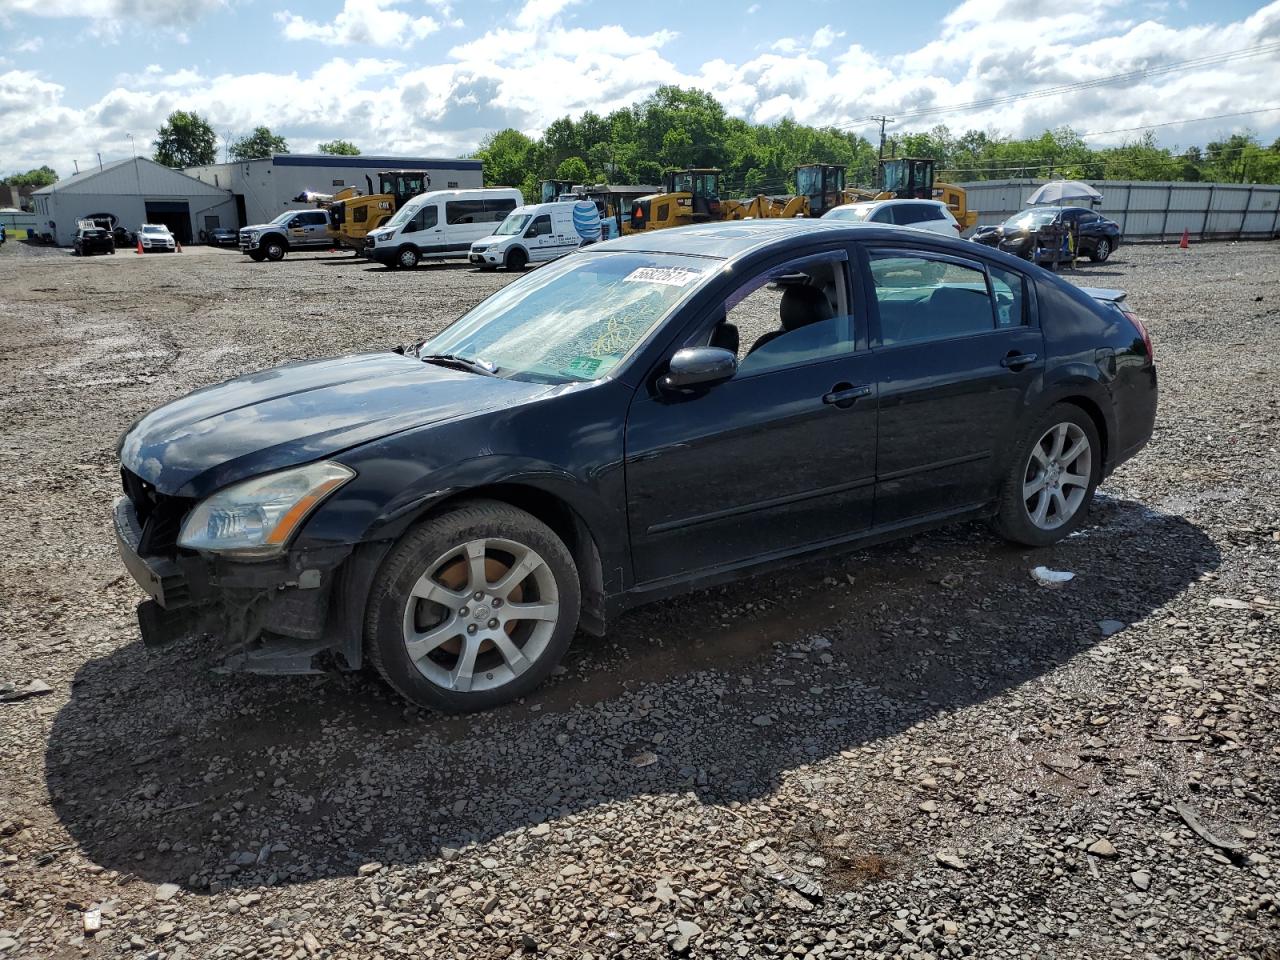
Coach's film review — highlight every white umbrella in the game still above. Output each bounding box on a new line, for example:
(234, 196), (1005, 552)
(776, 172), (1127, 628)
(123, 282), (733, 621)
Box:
(1025, 180), (1103, 205)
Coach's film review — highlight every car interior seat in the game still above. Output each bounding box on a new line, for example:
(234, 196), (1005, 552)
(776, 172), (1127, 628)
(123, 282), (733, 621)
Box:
(747, 284), (834, 356)
(922, 285), (994, 340)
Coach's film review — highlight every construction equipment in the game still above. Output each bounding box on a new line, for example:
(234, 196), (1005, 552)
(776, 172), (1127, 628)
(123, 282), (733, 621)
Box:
(626, 168), (726, 232)
(327, 170), (431, 254)
(876, 158), (978, 230)
(794, 160), (979, 230)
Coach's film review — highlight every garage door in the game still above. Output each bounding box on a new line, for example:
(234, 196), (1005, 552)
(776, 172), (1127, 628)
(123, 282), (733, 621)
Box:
(144, 201), (192, 244)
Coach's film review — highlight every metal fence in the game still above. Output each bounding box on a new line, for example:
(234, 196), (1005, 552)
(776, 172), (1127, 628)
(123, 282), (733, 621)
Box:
(959, 178), (1280, 241)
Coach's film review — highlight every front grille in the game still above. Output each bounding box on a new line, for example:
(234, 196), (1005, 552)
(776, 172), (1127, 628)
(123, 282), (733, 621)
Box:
(121, 468), (194, 556)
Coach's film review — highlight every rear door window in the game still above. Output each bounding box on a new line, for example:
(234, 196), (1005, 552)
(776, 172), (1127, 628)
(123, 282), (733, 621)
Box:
(868, 251), (998, 346)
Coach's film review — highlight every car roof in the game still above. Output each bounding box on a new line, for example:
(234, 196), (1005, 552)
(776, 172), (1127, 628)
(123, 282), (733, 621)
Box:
(596, 218), (966, 259)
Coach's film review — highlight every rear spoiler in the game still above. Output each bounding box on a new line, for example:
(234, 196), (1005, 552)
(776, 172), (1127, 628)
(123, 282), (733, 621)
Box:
(1080, 287), (1126, 304)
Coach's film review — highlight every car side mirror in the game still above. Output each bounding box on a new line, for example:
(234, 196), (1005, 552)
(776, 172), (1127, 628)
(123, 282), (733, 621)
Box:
(660, 347), (737, 392)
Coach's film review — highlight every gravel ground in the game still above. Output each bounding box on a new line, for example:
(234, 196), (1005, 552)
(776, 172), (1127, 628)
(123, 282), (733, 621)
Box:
(0, 238), (1276, 959)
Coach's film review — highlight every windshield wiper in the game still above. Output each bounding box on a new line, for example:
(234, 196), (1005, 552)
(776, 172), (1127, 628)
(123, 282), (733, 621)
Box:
(417, 353), (500, 377)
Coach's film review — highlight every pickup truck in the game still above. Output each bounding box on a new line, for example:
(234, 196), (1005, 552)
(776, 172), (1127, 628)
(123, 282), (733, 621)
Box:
(239, 209), (331, 261)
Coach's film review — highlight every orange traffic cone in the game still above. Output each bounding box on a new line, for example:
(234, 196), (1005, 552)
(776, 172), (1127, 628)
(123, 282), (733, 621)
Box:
(136, 238), (143, 254)
(1179, 229), (1190, 249)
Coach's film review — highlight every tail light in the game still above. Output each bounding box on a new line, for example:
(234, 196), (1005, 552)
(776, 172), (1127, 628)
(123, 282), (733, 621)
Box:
(1123, 309), (1153, 362)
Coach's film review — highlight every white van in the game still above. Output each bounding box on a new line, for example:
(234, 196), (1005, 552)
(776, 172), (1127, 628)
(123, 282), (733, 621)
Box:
(469, 200), (602, 271)
(365, 188), (523, 269)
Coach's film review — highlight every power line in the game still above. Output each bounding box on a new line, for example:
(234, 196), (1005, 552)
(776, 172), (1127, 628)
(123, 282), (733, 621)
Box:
(832, 40), (1280, 129)
(1078, 106), (1280, 138)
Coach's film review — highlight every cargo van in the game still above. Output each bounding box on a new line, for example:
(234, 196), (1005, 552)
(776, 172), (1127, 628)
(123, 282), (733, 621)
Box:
(468, 200), (602, 271)
(365, 188), (523, 269)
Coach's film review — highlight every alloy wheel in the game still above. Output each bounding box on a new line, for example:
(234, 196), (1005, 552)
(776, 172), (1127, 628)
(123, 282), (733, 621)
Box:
(402, 537), (559, 693)
(1022, 422), (1092, 530)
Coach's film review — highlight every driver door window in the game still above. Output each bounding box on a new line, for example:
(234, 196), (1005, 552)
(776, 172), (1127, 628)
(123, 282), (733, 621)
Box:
(698, 252), (857, 376)
(527, 215), (552, 237)
(403, 206), (438, 234)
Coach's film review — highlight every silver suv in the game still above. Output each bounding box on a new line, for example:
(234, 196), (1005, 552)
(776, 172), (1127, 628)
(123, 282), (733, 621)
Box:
(239, 210), (331, 262)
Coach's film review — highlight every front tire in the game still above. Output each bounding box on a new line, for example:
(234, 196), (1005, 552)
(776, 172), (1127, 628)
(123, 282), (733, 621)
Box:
(505, 247), (527, 271)
(263, 237), (286, 261)
(397, 246), (419, 269)
(1090, 238), (1111, 263)
(993, 404), (1101, 547)
(247, 250), (266, 262)
(365, 500), (581, 712)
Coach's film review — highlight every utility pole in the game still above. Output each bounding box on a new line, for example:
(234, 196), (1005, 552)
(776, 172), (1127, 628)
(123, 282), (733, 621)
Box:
(869, 115), (893, 188)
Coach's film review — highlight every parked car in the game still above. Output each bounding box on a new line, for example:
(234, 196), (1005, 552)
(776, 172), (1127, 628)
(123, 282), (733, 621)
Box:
(365, 188), (523, 269)
(971, 206), (1121, 262)
(73, 225), (116, 256)
(202, 226), (238, 247)
(137, 223), (176, 252)
(469, 199), (601, 271)
(239, 209), (331, 262)
(113, 219), (1157, 712)
(821, 199), (961, 237)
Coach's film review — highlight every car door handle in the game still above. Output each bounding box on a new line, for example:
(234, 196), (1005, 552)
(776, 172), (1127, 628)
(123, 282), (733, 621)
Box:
(822, 383), (872, 408)
(1001, 352), (1038, 369)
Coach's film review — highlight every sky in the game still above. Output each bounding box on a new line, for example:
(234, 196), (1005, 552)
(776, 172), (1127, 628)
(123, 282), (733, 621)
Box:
(1, 0), (1279, 178)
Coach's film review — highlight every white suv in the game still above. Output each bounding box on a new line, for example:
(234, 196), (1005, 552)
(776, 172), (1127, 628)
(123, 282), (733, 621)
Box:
(821, 199), (961, 237)
(137, 223), (177, 252)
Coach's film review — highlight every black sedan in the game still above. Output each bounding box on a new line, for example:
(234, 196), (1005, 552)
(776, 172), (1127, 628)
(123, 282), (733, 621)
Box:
(113, 220), (1157, 711)
(971, 206), (1121, 263)
(73, 227), (116, 256)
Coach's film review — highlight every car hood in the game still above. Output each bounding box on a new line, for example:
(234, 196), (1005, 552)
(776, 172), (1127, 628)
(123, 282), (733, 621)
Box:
(119, 352), (555, 498)
(240, 223), (282, 232)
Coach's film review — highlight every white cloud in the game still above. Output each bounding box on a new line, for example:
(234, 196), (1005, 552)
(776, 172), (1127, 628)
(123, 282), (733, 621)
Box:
(276, 0), (442, 47)
(15, 37), (44, 53)
(2, 0), (226, 27)
(4, 0), (1280, 180)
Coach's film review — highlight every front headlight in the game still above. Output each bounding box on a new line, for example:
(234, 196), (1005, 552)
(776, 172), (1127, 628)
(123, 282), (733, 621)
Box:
(178, 461), (354, 558)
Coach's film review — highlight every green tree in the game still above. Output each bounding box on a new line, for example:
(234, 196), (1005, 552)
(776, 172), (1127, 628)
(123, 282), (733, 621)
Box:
(317, 139), (360, 156)
(472, 128), (540, 193)
(229, 126), (290, 161)
(153, 110), (217, 167)
(554, 156), (589, 184)
(0, 165), (57, 188)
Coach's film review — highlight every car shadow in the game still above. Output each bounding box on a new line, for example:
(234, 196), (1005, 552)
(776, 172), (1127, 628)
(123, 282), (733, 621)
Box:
(362, 261), (479, 274)
(45, 497), (1217, 892)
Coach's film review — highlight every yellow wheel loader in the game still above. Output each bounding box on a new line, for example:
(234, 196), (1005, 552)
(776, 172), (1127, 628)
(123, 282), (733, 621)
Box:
(625, 168), (727, 232)
(327, 170), (432, 254)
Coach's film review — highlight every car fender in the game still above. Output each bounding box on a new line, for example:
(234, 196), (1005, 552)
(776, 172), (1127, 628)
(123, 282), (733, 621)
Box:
(1024, 366), (1118, 467)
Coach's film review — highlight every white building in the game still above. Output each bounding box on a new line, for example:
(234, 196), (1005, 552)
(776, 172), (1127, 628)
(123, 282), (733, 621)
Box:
(183, 154), (484, 228)
(30, 157), (237, 246)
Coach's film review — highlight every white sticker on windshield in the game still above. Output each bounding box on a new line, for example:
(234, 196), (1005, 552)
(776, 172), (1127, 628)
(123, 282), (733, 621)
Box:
(622, 266), (703, 287)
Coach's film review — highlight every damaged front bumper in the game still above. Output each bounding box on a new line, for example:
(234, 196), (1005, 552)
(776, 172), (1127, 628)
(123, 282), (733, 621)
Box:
(113, 496), (376, 674)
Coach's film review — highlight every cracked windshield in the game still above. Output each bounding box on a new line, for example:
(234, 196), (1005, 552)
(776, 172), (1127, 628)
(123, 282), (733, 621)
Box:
(420, 253), (714, 382)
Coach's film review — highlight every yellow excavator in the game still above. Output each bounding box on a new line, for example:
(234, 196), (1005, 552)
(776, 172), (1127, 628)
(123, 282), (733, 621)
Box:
(326, 170), (432, 254)
(796, 160), (978, 230)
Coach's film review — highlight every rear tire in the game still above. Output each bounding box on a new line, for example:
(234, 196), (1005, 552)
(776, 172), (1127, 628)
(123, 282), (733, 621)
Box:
(505, 247), (527, 271)
(365, 500), (580, 712)
(993, 403), (1101, 547)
